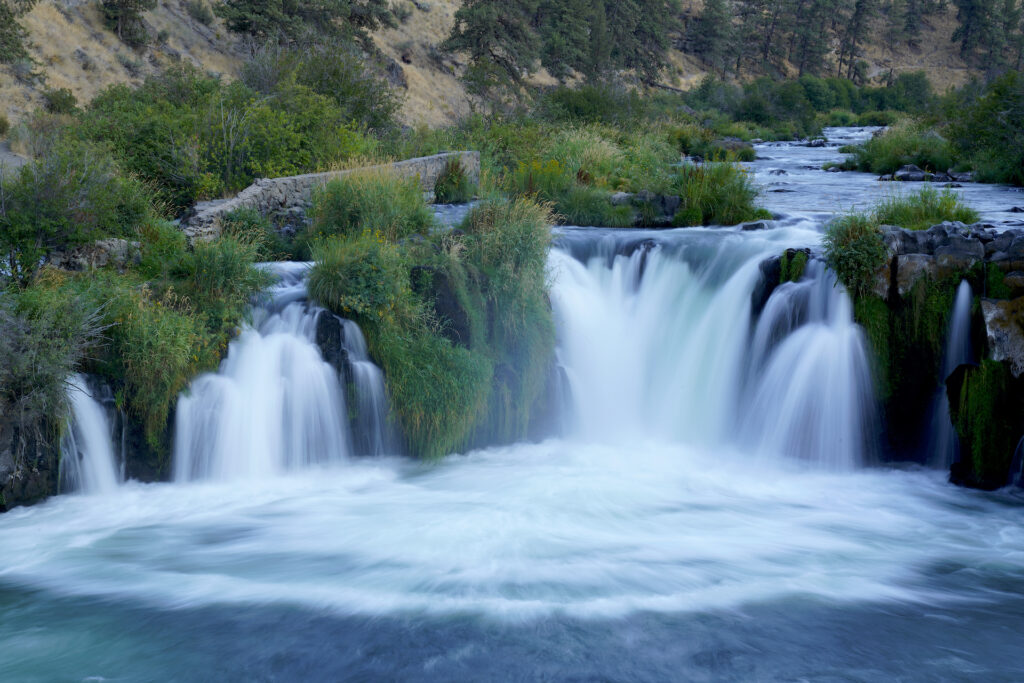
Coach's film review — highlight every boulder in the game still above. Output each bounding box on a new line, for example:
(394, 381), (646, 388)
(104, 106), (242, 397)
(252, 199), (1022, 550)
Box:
(893, 164), (931, 182)
(740, 221), (769, 231)
(610, 192), (635, 206)
(981, 297), (1024, 377)
(895, 254), (939, 297)
(50, 238), (140, 272)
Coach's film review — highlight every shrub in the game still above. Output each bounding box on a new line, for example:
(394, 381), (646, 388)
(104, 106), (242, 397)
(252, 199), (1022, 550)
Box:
(0, 286), (104, 447)
(945, 71), (1024, 186)
(433, 158), (475, 204)
(845, 119), (957, 175)
(102, 0), (157, 46)
(872, 187), (979, 231)
(308, 233), (408, 320)
(670, 162), (762, 226)
(0, 2), (34, 65)
(823, 212), (888, 298)
(178, 233), (269, 338)
(242, 41), (401, 132)
(509, 159), (573, 203)
(0, 140), (152, 286)
(42, 88), (78, 115)
(856, 110), (898, 126)
(218, 207), (292, 261)
(185, 0), (214, 25)
(309, 170), (435, 243)
(0, 114), (8, 138)
(559, 185), (632, 227)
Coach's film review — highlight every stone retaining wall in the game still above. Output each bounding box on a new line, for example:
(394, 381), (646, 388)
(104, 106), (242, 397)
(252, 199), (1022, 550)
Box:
(182, 151), (480, 242)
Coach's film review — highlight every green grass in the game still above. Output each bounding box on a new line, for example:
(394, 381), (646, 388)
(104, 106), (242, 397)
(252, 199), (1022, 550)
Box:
(844, 119), (958, 175)
(309, 170), (436, 243)
(433, 158), (476, 204)
(873, 187), (979, 231)
(823, 212), (888, 299)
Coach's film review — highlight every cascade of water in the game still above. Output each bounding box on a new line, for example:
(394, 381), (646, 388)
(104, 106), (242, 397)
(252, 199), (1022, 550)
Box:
(928, 280), (974, 468)
(174, 263), (391, 481)
(549, 229), (875, 468)
(60, 375), (120, 494)
(337, 317), (397, 456)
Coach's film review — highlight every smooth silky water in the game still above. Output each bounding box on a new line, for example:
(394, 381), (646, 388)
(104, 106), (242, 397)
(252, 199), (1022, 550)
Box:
(2, 129), (1024, 681)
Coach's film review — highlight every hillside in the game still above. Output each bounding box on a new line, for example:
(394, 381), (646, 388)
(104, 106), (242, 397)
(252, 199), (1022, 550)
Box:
(0, 0), (989, 135)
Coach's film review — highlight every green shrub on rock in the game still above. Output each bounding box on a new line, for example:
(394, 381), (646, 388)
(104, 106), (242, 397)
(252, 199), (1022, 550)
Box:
(309, 170), (435, 243)
(823, 212), (888, 299)
(433, 158), (475, 204)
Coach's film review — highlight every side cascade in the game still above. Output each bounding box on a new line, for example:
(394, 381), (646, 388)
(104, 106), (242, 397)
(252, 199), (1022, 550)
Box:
(60, 375), (121, 495)
(927, 280), (974, 468)
(549, 228), (875, 469)
(173, 263), (390, 482)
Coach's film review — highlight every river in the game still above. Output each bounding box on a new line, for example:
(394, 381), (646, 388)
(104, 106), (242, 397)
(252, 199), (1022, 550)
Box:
(1, 129), (1022, 681)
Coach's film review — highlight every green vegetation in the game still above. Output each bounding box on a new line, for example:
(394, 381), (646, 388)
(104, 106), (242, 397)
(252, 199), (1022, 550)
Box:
(101, 0), (157, 46)
(308, 172), (555, 459)
(945, 71), (1024, 185)
(0, 139), (151, 285)
(780, 249), (809, 284)
(433, 158), (476, 204)
(0, 0), (37, 64)
(838, 119), (958, 175)
(310, 171), (435, 243)
(950, 360), (1024, 490)
(873, 187), (979, 230)
(823, 213), (888, 299)
(216, 0), (398, 49)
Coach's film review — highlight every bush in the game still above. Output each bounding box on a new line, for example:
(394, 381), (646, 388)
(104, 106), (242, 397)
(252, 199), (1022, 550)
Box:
(510, 159), (574, 203)
(309, 235), (492, 459)
(0, 140), (152, 285)
(80, 66), (376, 212)
(219, 207), (292, 260)
(845, 119), (957, 175)
(857, 110), (898, 126)
(185, 0), (214, 25)
(433, 158), (475, 204)
(670, 162), (762, 226)
(0, 114), (8, 138)
(945, 71), (1024, 186)
(309, 170), (435, 243)
(873, 187), (979, 231)
(0, 286), (104, 446)
(559, 185), (632, 227)
(102, 0), (157, 46)
(823, 212), (888, 298)
(42, 88), (78, 115)
(0, 2), (33, 65)
(242, 41), (401, 132)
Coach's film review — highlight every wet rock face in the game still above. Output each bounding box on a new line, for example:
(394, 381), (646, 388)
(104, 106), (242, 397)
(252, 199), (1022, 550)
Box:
(50, 238), (141, 272)
(981, 298), (1024, 378)
(0, 417), (59, 512)
(410, 266), (472, 349)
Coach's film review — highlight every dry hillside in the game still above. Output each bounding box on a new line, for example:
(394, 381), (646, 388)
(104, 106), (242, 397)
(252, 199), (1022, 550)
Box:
(0, 0), (987, 136)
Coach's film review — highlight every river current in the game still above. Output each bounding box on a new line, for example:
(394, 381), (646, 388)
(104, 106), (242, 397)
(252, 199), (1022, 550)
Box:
(1, 129), (1023, 681)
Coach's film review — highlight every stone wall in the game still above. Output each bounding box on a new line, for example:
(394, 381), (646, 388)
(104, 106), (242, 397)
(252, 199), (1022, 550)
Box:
(182, 151), (481, 242)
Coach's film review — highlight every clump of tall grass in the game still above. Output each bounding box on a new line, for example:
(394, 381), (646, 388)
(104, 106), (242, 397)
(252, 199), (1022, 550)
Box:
(433, 158), (476, 204)
(844, 119), (958, 175)
(671, 162), (765, 226)
(873, 187), (979, 231)
(823, 212), (888, 298)
(309, 170), (435, 243)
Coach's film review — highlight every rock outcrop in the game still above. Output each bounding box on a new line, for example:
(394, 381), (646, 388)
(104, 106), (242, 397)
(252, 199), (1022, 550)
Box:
(182, 152), (481, 243)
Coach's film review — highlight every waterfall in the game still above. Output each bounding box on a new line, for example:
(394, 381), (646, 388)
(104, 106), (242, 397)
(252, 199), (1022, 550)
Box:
(928, 280), (974, 468)
(60, 375), (120, 495)
(173, 263), (390, 482)
(335, 318), (397, 456)
(549, 229), (875, 468)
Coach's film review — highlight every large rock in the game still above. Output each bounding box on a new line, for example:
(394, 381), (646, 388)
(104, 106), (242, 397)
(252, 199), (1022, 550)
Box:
(410, 265), (472, 348)
(895, 254), (939, 297)
(893, 164), (931, 182)
(981, 297), (1024, 377)
(50, 238), (140, 272)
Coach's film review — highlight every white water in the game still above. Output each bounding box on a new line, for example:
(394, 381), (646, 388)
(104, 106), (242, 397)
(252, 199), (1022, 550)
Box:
(928, 281), (975, 467)
(60, 375), (120, 495)
(550, 228), (873, 468)
(2, 131), (1024, 678)
(174, 263), (364, 481)
(339, 317), (397, 456)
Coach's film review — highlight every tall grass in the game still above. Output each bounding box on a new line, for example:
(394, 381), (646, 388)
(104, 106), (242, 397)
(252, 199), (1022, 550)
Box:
(845, 119), (958, 175)
(873, 187), (979, 231)
(823, 212), (888, 298)
(671, 163), (765, 226)
(309, 170), (435, 243)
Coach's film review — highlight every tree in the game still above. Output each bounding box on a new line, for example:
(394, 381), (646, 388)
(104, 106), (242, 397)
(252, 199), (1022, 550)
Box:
(690, 0), (734, 73)
(101, 0), (157, 46)
(0, 0), (39, 63)
(216, 0), (397, 49)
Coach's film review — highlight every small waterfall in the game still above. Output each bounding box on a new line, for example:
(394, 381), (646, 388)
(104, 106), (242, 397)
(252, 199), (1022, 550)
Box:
(742, 262), (877, 469)
(549, 230), (875, 468)
(174, 263), (384, 481)
(337, 318), (397, 456)
(928, 280), (974, 468)
(60, 375), (120, 494)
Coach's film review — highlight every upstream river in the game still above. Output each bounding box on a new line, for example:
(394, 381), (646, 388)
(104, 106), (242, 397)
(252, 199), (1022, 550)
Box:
(1, 129), (1023, 682)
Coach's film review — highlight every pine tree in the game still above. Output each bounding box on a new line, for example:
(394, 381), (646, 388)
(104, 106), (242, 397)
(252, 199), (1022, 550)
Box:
(216, 0), (397, 48)
(582, 0), (613, 81)
(690, 0), (734, 73)
(442, 0), (540, 96)
(535, 0), (591, 81)
(101, 0), (157, 46)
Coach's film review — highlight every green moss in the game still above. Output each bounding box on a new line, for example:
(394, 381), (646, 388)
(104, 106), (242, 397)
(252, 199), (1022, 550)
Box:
(779, 249), (808, 284)
(854, 294), (892, 400)
(950, 360), (1024, 489)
